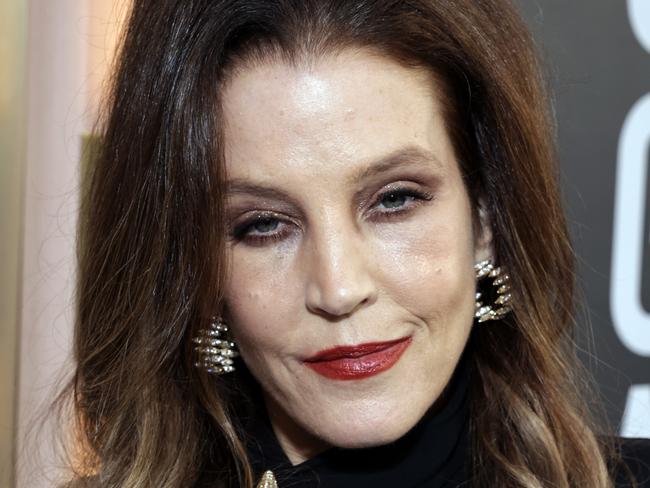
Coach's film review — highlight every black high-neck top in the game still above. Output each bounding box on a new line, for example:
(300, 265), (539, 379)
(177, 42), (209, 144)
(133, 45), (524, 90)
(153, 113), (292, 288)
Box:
(236, 346), (650, 488)
(242, 348), (472, 488)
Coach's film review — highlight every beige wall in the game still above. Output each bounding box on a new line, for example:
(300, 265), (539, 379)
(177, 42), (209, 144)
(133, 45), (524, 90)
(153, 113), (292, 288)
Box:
(0, 2), (28, 486)
(3, 1), (128, 487)
(16, 1), (88, 485)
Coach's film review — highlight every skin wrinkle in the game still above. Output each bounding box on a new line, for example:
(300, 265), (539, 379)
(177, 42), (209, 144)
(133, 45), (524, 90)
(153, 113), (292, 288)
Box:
(226, 147), (446, 215)
(221, 48), (493, 465)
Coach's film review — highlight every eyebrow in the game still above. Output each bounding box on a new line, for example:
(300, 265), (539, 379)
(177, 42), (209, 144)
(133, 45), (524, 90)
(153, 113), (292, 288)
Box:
(344, 145), (442, 185)
(226, 145), (442, 200)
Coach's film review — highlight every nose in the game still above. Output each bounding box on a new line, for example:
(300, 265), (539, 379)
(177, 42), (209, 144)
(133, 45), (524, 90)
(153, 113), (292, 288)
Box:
(304, 218), (378, 319)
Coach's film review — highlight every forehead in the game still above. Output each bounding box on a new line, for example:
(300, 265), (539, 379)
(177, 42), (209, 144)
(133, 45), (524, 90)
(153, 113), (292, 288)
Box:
(220, 48), (455, 183)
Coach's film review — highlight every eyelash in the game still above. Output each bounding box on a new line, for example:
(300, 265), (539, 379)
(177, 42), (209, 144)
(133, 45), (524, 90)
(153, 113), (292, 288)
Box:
(230, 187), (434, 246)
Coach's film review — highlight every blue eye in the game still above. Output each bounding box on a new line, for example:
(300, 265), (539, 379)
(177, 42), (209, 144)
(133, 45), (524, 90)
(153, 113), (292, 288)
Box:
(374, 187), (433, 214)
(249, 217), (279, 233)
(380, 191), (408, 208)
(230, 186), (433, 246)
(231, 215), (285, 243)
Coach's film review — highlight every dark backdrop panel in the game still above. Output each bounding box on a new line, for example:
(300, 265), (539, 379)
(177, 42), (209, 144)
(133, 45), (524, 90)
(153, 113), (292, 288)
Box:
(517, 0), (650, 436)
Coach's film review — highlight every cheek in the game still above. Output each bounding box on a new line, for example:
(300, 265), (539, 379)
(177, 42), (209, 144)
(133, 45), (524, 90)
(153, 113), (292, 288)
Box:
(222, 246), (306, 363)
(374, 208), (475, 322)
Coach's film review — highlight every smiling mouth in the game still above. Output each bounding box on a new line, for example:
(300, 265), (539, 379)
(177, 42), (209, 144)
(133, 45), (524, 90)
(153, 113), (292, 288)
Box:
(303, 336), (412, 380)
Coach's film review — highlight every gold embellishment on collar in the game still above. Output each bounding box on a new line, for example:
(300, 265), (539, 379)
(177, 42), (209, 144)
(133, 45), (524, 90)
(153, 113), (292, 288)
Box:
(256, 470), (278, 488)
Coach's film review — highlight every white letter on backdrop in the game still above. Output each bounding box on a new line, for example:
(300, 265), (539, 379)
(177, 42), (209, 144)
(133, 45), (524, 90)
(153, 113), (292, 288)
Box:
(612, 93), (650, 357)
(614, 1), (650, 437)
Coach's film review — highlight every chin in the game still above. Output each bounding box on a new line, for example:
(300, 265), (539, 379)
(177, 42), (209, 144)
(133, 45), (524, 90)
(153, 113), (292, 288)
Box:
(321, 420), (417, 449)
(304, 398), (429, 449)
(329, 430), (409, 449)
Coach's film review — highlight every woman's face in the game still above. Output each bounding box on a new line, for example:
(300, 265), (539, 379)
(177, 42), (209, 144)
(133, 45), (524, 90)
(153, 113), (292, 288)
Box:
(221, 48), (491, 464)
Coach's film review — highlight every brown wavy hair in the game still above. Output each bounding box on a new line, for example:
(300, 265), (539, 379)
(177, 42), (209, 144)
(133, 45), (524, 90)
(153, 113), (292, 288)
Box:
(57, 0), (634, 486)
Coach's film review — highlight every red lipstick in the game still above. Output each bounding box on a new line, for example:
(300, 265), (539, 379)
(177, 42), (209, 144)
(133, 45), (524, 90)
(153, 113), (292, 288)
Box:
(304, 336), (412, 380)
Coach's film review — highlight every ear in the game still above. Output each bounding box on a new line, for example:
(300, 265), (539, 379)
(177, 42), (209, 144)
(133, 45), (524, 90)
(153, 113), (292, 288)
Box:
(473, 198), (494, 264)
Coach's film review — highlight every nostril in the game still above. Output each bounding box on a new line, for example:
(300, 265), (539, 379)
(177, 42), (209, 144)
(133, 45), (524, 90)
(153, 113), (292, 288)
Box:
(303, 232), (378, 318)
(305, 283), (377, 319)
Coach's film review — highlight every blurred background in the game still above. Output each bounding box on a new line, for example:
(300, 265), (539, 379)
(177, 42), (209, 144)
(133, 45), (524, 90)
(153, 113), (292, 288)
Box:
(0, 0), (648, 486)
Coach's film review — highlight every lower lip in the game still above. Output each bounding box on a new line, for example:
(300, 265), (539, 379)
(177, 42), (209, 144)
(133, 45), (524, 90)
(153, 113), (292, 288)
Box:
(304, 337), (412, 380)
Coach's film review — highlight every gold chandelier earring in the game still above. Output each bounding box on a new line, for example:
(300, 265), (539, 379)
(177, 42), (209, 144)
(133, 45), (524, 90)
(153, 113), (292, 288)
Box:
(192, 315), (239, 374)
(474, 259), (513, 323)
(256, 470), (278, 488)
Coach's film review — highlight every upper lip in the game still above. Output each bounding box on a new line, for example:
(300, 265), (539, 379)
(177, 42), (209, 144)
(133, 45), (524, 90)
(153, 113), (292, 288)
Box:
(304, 336), (411, 362)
